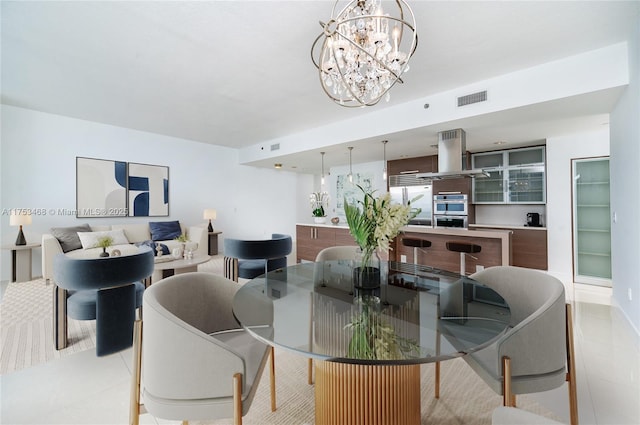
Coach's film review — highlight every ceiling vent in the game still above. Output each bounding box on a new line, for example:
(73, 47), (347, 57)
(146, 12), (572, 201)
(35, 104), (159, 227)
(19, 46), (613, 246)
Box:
(457, 90), (487, 107)
(270, 143), (280, 151)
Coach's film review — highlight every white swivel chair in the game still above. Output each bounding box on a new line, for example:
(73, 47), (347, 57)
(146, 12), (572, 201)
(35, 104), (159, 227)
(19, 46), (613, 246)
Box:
(438, 266), (578, 425)
(129, 272), (276, 425)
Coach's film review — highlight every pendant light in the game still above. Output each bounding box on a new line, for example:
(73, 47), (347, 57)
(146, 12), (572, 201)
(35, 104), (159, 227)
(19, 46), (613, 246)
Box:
(320, 151), (326, 186)
(382, 140), (388, 180)
(348, 146), (354, 182)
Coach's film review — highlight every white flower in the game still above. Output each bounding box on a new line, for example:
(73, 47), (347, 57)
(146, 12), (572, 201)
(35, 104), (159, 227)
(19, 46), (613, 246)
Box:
(310, 191), (329, 217)
(344, 185), (420, 257)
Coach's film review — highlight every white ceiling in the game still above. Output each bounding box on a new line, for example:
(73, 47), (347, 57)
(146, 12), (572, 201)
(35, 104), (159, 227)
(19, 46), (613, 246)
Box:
(2, 1), (638, 173)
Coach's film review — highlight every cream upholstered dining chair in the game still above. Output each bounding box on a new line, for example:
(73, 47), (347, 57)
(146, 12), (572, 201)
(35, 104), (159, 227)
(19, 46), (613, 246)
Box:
(437, 266), (578, 425)
(129, 272), (276, 425)
(307, 245), (360, 384)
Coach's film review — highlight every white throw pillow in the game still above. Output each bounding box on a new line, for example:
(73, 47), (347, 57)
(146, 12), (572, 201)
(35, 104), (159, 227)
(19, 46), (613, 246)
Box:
(77, 229), (130, 249)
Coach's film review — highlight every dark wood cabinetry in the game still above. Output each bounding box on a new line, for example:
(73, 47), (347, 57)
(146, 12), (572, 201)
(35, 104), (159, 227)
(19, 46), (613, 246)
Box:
(469, 226), (547, 270)
(511, 229), (548, 270)
(432, 178), (472, 195)
(387, 155), (437, 176)
(296, 225), (356, 262)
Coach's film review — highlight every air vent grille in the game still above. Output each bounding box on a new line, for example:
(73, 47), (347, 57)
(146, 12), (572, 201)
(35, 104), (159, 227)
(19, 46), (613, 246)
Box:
(457, 90), (487, 107)
(389, 174), (430, 187)
(270, 143), (280, 151)
(439, 129), (460, 141)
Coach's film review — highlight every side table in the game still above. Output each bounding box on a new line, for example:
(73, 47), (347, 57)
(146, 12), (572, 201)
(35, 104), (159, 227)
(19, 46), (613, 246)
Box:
(2, 243), (41, 282)
(208, 231), (222, 255)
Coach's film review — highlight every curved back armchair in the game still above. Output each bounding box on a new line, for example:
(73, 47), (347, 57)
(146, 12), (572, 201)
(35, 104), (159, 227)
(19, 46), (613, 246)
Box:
(130, 272), (275, 425)
(52, 247), (154, 355)
(307, 246), (360, 384)
(446, 266), (578, 425)
(223, 233), (292, 281)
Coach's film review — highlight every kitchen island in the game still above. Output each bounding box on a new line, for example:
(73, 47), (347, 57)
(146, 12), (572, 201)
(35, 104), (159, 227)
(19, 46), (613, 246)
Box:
(296, 223), (511, 274)
(393, 226), (512, 275)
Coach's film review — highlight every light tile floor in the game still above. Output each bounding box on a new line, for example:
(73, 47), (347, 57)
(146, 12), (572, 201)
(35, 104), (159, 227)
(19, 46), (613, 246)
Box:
(1, 283), (638, 424)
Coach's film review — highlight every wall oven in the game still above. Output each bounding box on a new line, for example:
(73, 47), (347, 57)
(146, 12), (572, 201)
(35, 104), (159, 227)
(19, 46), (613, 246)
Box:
(433, 215), (468, 228)
(433, 194), (468, 215)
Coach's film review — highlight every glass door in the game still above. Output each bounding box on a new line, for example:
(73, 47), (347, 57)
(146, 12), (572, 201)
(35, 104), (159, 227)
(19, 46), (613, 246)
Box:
(572, 157), (611, 286)
(473, 169), (505, 203)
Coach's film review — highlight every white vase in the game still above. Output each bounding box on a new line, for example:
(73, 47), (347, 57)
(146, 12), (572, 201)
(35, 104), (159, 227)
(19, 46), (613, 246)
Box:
(314, 216), (326, 224)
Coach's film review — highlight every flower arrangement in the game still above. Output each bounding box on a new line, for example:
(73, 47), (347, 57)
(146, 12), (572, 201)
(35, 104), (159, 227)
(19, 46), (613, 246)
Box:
(310, 191), (329, 217)
(344, 185), (421, 272)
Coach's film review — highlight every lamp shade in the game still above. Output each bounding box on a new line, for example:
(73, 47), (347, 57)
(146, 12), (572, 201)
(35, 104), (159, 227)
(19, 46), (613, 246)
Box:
(10, 211), (32, 226)
(203, 209), (217, 220)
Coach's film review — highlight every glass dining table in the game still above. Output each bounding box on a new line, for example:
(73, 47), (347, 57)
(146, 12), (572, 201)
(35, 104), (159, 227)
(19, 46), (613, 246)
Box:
(232, 260), (511, 425)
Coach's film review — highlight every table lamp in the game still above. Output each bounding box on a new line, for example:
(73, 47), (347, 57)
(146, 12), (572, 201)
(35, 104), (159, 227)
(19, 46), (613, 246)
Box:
(10, 211), (32, 245)
(203, 209), (217, 232)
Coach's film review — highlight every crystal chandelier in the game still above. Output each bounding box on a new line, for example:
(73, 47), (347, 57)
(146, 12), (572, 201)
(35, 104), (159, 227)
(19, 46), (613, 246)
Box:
(311, 0), (418, 107)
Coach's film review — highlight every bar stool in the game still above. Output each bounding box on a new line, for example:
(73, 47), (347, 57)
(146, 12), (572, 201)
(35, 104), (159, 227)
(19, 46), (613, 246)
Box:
(446, 241), (481, 276)
(402, 238), (432, 265)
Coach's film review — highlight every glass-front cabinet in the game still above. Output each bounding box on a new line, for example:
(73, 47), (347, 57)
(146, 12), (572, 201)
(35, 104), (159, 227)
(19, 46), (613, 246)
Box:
(572, 157), (611, 287)
(472, 146), (546, 204)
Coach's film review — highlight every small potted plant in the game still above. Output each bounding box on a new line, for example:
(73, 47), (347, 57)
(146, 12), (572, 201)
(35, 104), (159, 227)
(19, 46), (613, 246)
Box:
(310, 191), (329, 224)
(174, 233), (189, 258)
(95, 235), (114, 258)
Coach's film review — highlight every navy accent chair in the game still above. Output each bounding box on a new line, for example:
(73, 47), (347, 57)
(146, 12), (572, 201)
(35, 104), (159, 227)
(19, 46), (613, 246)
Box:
(223, 233), (292, 281)
(53, 247), (154, 356)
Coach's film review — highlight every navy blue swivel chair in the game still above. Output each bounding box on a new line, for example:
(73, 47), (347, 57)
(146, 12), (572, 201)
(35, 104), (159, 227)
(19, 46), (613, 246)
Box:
(53, 247), (154, 356)
(223, 234), (292, 281)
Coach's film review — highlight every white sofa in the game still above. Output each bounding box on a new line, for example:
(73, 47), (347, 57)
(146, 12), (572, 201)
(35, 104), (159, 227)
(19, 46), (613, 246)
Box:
(42, 222), (207, 284)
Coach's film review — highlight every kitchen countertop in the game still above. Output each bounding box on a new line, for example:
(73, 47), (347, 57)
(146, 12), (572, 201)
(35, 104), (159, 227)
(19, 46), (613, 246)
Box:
(469, 224), (547, 231)
(296, 222), (514, 238)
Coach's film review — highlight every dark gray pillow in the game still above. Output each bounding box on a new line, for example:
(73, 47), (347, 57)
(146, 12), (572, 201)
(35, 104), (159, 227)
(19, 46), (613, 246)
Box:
(50, 224), (92, 253)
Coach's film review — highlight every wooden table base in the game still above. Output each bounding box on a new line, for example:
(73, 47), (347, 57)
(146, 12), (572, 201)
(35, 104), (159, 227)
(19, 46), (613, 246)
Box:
(314, 361), (421, 425)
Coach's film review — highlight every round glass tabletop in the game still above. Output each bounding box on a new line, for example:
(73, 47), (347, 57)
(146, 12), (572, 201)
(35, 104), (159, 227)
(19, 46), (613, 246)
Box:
(233, 260), (511, 365)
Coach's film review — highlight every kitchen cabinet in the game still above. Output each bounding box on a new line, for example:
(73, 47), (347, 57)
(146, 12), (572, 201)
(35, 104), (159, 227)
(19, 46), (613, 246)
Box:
(387, 155), (437, 176)
(472, 146), (546, 204)
(432, 178), (472, 195)
(572, 157), (611, 286)
(296, 225), (356, 262)
(469, 225), (547, 270)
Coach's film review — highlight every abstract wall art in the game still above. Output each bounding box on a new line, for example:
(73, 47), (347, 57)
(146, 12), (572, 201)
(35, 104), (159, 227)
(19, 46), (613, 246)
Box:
(335, 171), (374, 221)
(127, 162), (169, 217)
(76, 157), (128, 217)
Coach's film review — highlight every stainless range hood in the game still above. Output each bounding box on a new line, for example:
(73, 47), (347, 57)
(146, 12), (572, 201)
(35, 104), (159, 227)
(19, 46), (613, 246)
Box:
(416, 129), (489, 181)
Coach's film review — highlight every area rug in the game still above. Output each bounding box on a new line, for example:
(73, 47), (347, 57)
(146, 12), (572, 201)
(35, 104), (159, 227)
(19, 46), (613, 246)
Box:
(0, 256), (226, 374)
(1, 258), (563, 424)
(195, 349), (563, 425)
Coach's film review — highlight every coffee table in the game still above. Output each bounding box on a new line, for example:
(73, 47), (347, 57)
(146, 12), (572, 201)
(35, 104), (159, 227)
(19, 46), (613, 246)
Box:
(148, 255), (211, 285)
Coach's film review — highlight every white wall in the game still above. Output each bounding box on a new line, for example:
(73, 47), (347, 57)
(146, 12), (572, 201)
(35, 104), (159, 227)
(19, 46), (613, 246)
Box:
(610, 29), (640, 335)
(545, 129), (610, 285)
(0, 105), (299, 280)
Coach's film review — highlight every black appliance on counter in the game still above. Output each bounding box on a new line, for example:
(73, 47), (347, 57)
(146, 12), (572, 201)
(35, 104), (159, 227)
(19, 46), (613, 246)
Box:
(526, 212), (542, 227)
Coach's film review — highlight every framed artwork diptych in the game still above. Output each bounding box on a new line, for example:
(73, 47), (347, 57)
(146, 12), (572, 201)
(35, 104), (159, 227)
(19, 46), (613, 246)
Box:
(75, 157), (169, 218)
